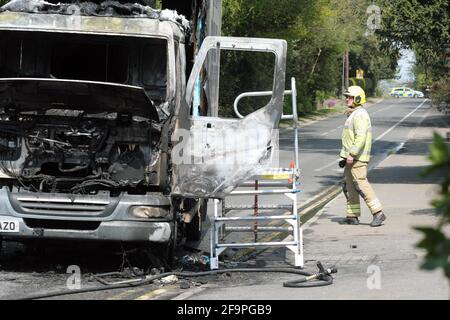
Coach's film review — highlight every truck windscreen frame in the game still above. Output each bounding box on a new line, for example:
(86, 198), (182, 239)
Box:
(0, 30), (168, 101)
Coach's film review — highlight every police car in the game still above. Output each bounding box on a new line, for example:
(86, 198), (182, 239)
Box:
(390, 87), (424, 98)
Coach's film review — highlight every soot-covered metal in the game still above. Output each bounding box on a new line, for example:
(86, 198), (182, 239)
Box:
(0, 0), (189, 30)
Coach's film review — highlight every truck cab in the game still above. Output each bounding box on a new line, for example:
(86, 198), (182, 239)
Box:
(0, 1), (287, 253)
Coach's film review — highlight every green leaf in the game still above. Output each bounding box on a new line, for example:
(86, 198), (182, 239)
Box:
(415, 227), (446, 249)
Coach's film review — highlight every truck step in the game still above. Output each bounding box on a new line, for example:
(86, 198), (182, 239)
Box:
(216, 241), (297, 248)
(216, 215), (296, 222)
(239, 181), (293, 188)
(229, 189), (300, 195)
(224, 204), (292, 211)
(225, 226), (293, 232)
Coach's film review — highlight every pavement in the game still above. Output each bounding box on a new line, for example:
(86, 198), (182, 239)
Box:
(185, 107), (450, 300)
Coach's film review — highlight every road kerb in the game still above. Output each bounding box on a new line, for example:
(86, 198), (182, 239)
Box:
(296, 98), (384, 128)
(297, 183), (341, 216)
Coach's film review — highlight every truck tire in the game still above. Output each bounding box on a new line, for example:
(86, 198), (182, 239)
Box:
(156, 239), (175, 269)
(185, 200), (207, 241)
(185, 209), (201, 241)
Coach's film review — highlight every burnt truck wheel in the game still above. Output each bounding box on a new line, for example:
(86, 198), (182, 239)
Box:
(154, 240), (175, 269)
(185, 210), (201, 241)
(154, 221), (177, 269)
(132, 240), (175, 271)
(185, 200), (207, 242)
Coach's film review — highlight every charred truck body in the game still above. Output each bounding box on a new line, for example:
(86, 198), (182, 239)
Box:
(0, 0), (287, 254)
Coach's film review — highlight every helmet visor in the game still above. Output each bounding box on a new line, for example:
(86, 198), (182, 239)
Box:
(343, 90), (354, 97)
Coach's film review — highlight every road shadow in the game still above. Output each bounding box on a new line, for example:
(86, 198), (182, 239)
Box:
(0, 240), (173, 275)
(409, 208), (435, 216)
(318, 165), (440, 186)
(369, 165), (441, 184)
(330, 217), (371, 226)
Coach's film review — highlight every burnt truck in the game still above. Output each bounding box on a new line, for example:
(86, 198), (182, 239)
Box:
(0, 0), (287, 255)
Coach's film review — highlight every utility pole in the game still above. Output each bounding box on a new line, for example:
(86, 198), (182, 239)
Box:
(341, 53), (345, 97)
(345, 50), (349, 89)
(205, 0), (222, 117)
(342, 50), (349, 98)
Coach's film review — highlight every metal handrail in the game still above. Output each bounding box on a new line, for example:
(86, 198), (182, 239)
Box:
(233, 77), (299, 169)
(233, 77), (297, 119)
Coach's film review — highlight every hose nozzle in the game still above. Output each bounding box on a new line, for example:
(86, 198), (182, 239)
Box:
(316, 261), (337, 279)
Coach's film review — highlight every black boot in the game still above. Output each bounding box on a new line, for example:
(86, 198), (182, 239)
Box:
(370, 212), (386, 227)
(342, 217), (359, 225)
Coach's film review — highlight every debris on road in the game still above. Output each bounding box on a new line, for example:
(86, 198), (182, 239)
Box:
(159, 275), (178, 285)
(180, 253), (210, 271)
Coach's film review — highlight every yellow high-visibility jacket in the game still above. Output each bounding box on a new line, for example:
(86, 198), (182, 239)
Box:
(340, 107), (372, 162)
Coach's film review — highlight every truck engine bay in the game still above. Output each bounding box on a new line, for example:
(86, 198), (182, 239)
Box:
(0, 27), (170, 196)
(0, 108), (162, 195)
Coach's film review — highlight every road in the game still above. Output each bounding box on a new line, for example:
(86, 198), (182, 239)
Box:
(216, 97), (432, 249)
(224, 98), (430, 212)
(0, 97), (438, 300)
(282, 98), (430, 203)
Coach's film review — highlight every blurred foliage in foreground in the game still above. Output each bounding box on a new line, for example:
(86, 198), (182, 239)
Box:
(416, 133), (450, 280)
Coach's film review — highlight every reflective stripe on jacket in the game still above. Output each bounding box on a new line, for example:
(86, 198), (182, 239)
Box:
(340, 107), (372, 162)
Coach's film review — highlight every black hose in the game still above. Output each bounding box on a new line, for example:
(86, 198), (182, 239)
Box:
(15, 266), (335, 300)
(58, 163), (90, 173)
(283, 274), (333, 288)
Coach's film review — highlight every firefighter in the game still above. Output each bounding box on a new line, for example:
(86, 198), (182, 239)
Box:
(340, 86), (386, 227)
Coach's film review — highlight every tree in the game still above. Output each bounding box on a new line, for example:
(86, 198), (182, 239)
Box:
(377, 0), (450, 85)
(377, 0), (449, 52)
(350, 35), (399, 95)
(221, 0), (398, 115)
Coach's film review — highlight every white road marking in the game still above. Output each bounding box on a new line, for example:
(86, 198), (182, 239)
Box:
(374, 99), (428, 142)
(320, 127), (340, 136)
